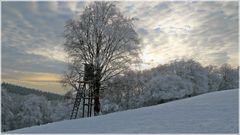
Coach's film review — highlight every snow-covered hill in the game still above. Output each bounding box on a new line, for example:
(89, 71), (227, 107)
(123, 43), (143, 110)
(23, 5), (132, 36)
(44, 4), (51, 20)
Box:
(9, 89), (238, 133)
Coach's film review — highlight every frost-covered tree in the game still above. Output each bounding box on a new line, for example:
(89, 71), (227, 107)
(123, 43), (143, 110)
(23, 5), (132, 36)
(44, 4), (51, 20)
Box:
(15, 95), (52, 128)
(167, 60), (209, 95)
(1, 88), (72, 132)
(63, 2), (140, 115)
(103, 70), (144, 111)
(1, 89), (15, 131)
(206, 65), (222, 91)
(218, 64), (239, 90)
(143, 75), (193, 105)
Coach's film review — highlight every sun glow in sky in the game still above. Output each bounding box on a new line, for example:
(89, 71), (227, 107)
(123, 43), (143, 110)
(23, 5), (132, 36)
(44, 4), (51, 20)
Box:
(1, 1), (239, 94)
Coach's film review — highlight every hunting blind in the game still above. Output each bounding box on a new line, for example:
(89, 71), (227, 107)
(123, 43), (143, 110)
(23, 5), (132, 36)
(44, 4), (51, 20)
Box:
(70, 63), (95, 119)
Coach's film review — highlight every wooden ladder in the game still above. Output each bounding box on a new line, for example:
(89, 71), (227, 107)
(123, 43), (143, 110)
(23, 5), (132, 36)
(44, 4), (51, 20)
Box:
(70, 83), (94, 119)
(70, 89), (82, 119)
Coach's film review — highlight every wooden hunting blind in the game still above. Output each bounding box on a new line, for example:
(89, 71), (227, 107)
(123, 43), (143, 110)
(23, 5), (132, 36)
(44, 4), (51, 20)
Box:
(70, 63), (95, 119)
(84, 63), (94, 81)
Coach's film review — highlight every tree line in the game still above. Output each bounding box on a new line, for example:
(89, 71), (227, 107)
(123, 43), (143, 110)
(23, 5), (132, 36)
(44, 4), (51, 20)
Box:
(101, 59), (239, 114)
(1, 83), (64, 100)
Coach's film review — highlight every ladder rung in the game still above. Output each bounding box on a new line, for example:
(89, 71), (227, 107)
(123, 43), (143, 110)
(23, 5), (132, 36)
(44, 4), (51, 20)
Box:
(83, 97), (93, 99)
(84, 103), (94, 105)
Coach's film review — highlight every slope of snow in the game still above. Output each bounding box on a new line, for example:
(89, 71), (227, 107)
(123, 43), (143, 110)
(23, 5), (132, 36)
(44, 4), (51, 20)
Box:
(9, 89), (238, 133)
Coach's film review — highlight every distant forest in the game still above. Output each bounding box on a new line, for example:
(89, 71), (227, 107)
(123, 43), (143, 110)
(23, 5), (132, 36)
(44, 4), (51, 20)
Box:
(1, 83), (64, 100)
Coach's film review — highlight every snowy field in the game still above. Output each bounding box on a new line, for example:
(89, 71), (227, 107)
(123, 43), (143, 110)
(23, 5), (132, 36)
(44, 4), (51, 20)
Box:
(9, 89), (238, 133)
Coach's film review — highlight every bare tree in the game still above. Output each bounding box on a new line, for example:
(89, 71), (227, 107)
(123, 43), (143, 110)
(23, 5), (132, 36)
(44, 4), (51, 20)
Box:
(62, 2), (140, 116)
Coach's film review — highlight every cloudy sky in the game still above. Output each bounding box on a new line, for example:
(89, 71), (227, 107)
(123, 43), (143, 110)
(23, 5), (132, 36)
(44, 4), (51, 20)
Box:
(2, 1), (238, 94)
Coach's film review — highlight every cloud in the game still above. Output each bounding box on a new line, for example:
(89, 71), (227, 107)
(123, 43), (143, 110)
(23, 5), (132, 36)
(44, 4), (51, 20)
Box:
(2, 45), (67, 74)
(2, 69), (61, 82)
(137, 28), (149, 35)
(67, 1), (77, 11)
(3, 79), (66, 94)
(26, 47), (67, 62)
(28, 1), (38, 13)
(206, 52), (230, 65)
(119, 1), (238, 68)
(2, 69), (67, 94)
(2, 2), (74, 72)
(48, 1), (59, 12)
(2, 1), (238, 68)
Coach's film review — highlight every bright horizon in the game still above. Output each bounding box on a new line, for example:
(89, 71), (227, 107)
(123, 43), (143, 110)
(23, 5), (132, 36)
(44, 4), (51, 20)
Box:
(2, 1), (239, 94)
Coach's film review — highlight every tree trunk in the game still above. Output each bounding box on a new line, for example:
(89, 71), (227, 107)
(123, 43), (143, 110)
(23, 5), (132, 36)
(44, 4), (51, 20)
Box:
(94, 78), (101, 116)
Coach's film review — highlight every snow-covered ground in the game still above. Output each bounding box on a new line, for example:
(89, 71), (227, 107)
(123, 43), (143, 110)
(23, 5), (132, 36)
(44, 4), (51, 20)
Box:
(9, 89), (238, 133)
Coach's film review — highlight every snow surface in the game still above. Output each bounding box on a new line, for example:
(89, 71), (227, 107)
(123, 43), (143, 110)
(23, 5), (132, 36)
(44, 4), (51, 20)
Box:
(9, 89), (238, 133)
